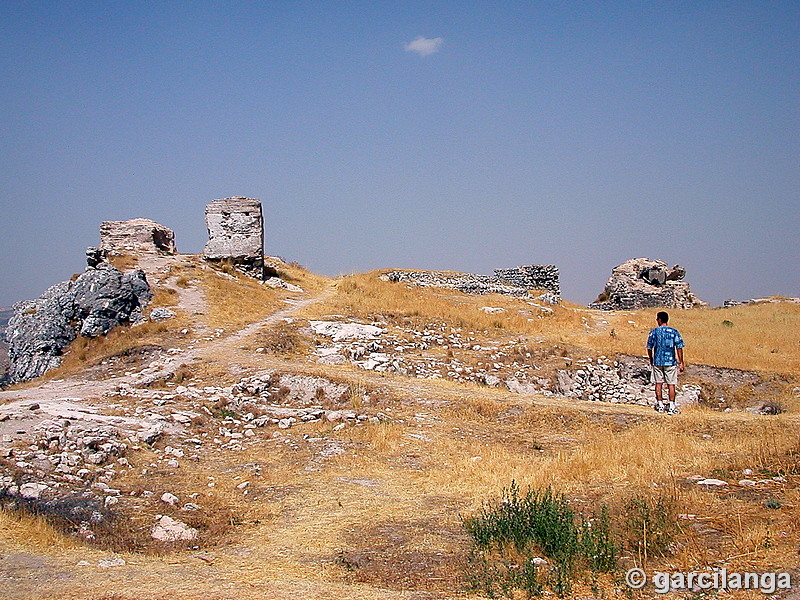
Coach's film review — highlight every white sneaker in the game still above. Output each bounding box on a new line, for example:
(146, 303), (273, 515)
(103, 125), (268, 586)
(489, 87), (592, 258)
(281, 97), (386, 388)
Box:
(655, 403), (666, 413)
(667, 407), (680, 415)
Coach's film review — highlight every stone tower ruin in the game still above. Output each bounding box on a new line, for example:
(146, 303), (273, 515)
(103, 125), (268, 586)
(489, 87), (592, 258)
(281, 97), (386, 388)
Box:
(203, 196), (265, 279)
(100, 218), (176, 254)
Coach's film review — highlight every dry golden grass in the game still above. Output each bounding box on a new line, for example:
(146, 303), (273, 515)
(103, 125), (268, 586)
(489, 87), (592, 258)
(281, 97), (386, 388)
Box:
(302, 271), (584, 337)
(0, 508), (81, 554)
(583, 303), (800, 373)
(106, 254), (140, 272)
(193, 258), (330, 328)
(3, 262), (799, 599)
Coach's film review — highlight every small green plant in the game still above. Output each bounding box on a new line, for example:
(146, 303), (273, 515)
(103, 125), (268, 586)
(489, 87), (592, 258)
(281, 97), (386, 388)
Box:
(722, 320), (734, 327)
(622, 494), (678, 565)
(764, 498), (781, 509)
(462, 481), (618, 597)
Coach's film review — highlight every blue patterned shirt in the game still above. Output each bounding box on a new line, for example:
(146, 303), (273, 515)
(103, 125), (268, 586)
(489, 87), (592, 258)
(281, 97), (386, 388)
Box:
(647, 326), (685, 366)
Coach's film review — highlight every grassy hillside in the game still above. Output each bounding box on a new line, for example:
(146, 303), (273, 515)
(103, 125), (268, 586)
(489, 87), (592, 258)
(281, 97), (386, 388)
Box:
(0, 261), (797, 600)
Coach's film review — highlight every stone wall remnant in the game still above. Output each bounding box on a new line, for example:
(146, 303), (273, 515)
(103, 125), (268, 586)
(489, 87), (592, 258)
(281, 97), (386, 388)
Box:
(589, 258), (705, 311)
(494, 265), (560, 296)
(100, 219), (176, 254)
(203, 197), (265, 279)
(5, 248), (152, 383)
(382, 265), (560, 303)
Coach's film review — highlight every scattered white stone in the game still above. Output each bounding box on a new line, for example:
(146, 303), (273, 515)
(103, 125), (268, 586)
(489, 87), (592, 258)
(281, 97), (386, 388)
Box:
(161, 492), (179, 506)
(263, 277), (303, 292)
(98, 557), (126, 568)
(309, 321), (385, 341)
(696, 478), (728, 487)
(151, 515), (198, 542)
(479, 307), (505, 314)
(104, 496), (119, 508)
(19, 482), (49, 500)
(150, 307), (176, 321)
(738, 479), (757, 487)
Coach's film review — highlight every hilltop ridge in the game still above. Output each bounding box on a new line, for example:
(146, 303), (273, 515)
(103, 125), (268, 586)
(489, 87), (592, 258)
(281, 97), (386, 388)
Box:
(0, 216), (797, 599)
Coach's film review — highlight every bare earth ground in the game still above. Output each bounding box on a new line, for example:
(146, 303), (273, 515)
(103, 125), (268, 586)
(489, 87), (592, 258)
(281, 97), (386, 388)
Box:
(1, 256), (798, 600)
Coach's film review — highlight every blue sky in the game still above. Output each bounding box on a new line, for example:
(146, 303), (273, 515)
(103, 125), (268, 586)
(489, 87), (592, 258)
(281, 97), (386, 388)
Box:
(1, 1), (797, 306)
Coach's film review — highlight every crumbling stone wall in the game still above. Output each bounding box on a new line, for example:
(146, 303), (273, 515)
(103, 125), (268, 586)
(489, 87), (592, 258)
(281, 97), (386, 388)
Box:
(383, 265), (561, 302)
(100, 219), (176, 254)
(590, 258), (705, 311)
(203, 197), (265, 279)
(494, 265), (560, 296)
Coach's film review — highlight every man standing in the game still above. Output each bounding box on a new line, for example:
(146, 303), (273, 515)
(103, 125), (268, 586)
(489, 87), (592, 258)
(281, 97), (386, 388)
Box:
(647, 311), (685, 414)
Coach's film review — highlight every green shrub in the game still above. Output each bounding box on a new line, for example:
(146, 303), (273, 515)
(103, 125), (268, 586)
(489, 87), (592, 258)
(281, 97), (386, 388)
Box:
(462, 481), (618, 597)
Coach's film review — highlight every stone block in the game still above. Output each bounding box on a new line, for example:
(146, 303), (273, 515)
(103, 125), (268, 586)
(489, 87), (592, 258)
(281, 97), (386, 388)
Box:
(100, 219), (176, 254)
(203, 197), (264, 279)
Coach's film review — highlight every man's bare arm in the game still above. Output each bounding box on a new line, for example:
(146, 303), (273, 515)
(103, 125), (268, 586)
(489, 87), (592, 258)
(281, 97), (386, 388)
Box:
(647, 348), (654, 365)
(677, 347), (685, 371)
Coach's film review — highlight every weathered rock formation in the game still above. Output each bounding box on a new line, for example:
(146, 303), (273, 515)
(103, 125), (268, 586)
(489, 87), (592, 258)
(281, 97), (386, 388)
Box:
(383, 265), (560, 303)
(0, 308), (12, 384)
(203, 197), (265, 279)
(100, 219), (176, 254)
(5, 250), (152, 383)
(589, 258), (705, 310)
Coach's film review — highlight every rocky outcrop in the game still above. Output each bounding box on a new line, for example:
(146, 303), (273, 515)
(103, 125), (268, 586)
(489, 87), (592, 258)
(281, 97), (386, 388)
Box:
(0, 309), (11, 385)
(589, 258), (705, 311)
(100, 219), (176, 254)
(5, 252), (152, 383)
(203, 197), (265, 279)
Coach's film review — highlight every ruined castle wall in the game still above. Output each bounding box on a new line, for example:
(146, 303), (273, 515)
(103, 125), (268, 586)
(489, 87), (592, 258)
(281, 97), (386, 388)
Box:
(203, 197), (264, 279)
(100, 219), (176, 254)
(383, 265), (561, 302)
(493, 265), (560, 295)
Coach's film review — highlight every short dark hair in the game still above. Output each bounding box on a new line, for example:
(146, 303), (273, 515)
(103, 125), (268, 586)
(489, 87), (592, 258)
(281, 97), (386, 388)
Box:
(657, 311), (669, 323)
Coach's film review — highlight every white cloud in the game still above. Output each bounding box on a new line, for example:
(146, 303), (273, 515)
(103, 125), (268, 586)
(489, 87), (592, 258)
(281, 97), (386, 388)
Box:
(404, 36), (443, 57)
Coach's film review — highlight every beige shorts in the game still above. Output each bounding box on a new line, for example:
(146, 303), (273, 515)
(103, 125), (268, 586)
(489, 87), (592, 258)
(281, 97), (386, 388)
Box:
(652, 365), (678, 385)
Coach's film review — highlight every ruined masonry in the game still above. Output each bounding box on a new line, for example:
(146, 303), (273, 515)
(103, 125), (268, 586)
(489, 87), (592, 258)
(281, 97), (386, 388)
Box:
(384, 265), (560, 302)
(589, 258), (705, 310)
(203, 197), (265, 279)
(494, 265), (560, 296)
(100, 218), (176, 254)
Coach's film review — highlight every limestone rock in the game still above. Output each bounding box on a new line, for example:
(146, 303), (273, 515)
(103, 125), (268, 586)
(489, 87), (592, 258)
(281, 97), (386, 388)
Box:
(98, 557), (126, 568)
(161, 492), (179, 506)
(696, 478), (728, 487)
(309, 321), (385, 342)
(149, 307), (176, 321)
(151, 515), (198, 542)
(6, 261), (152, 383)
(100, 219), (176, 254)
(203, 197), (265, 279)
(590, 258), (705, 311)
